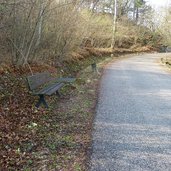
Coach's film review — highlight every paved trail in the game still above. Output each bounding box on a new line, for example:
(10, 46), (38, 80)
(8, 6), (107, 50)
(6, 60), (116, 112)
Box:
(90, 53), (171, 171)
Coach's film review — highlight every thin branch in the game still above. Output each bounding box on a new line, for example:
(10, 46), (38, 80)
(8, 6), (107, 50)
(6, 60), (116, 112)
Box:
(9, 38), (33, 75)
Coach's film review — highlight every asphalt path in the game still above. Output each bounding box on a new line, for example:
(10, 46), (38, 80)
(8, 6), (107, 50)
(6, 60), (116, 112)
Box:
(90, 53), (171, 171)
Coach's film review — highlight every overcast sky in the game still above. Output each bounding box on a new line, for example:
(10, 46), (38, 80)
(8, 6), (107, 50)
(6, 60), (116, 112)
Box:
(146, 0), (169, 8)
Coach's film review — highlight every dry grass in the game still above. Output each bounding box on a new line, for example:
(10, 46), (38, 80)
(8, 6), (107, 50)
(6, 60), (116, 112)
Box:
(68, 46), (155, 62)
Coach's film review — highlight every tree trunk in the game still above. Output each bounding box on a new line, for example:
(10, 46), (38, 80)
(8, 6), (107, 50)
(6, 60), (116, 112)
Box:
(136, 7), (139, 22)
(111, 0), (117, 49)
(35, 0), (44, 47)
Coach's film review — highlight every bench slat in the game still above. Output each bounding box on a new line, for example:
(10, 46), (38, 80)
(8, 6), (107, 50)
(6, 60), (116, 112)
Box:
(27, 72), (53, 90)
(35, 82), (62, 95)
(45, 83), (64, 95)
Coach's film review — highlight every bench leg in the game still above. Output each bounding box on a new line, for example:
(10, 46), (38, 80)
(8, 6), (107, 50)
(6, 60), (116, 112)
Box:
(56, 90), (61, 97)
(36, 95), (48, 108)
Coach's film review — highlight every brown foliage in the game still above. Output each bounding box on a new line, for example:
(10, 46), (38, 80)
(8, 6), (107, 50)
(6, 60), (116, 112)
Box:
(0, 64), (56, 169)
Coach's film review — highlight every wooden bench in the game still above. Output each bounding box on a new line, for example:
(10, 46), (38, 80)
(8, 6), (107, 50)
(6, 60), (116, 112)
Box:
(27, 72), (75, 108)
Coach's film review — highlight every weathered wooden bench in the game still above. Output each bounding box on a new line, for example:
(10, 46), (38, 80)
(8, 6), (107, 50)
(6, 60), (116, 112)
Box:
(27, 72), (75, 108)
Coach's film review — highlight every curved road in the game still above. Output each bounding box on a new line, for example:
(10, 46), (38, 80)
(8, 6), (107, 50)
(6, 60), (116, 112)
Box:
(90, 53), (171, 171)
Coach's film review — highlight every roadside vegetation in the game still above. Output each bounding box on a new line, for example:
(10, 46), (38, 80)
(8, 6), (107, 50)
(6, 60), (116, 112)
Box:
(0, 0), (168, 170)
(161, 56), (171, 68)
